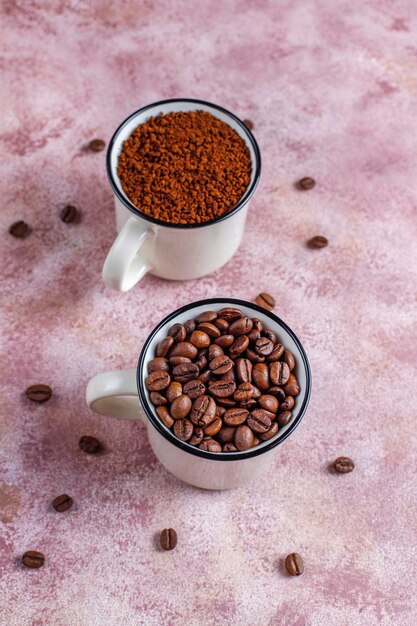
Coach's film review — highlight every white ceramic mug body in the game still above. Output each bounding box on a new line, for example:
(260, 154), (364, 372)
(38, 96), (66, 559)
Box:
(86, 299), (311, 490)
(102, 99), (261, 291)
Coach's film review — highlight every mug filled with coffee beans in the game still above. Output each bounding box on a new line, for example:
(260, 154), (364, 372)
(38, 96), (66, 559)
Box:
(86, 299), (311, 489)
(102, 99), (261, 291)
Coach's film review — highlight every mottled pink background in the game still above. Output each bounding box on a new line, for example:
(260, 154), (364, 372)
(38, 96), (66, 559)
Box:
(1, 1), (417, 625)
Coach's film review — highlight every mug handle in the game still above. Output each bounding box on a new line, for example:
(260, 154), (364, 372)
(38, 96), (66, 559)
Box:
(86, 368), (145, 422)
(102, 217), (153, 291)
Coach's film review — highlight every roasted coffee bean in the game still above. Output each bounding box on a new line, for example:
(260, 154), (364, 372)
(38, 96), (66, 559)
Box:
(9, 220), (31, 238)
(172, 362), (199, 383)
(79, 435), (102, 454)
(235, 425), (254, 451)
(267, 386), (286, 402)
(60, 204), (79, 223)
(297, 176), (315, 190)
(234, 382), (254, 403)
(214, 318), (229, 332)
(203, 417), (222, 437)
(255, 337), (274, 356)
(160, 528), (177, 550)
(253, 363), (270, 391)
(229, 316), (253, 336)
(150, 391), (167, 406)
(148, 357), (169, 373)
(283, 349), (296, 370)
(183, 380), (206, 399)
(308, 235), (328, 249)
(252, 318), (263, 331)
(243, 118), (254, 130)
(196, 310), (217, 323)
(252, 385), (261, 399)
(184, 319), (196, 335)
(199, 438), (222, 452)
(223, 443), (238, 452)
(89, 138), (106, 152)
(217, 307), (242, 321)
(255, 292), (275, 310)
(209, 355), (233, 375)
(209, 344), (224, 360)
(220, 368), (235, 382)
(198, 322), (221, 338)
(170, 395), (192, 419)
(216, 405), (226, 418)
(267, 344), (285, 362)
(198, 369), (212, 384)
(156, 406), (174, 428)
(285, 553), (304, 576)
(280, 395), (295, 411)
(173, 418), (193, 441)
(252, 436), (261, 447)
(146, 370), (171, 391)
(190, 395), (217, 427)
(247, 409), (273, 433)
(223, 408), (248, 426)
(277, 411), (292, 427)
(283, 373), (300, 396)
(215, 334), (234, 349)
(263, 329), (277, 343)
(258, 394), (279, 413)
(333, 456), (355, 474)
(156, 337), (174, 358)
(167, 323), (187, 343)
(190, 330), (211, 349)
(165, 382), (183, 403)
(236, 358), (253, 383)
(52, 494), (73, 512)
(169, 356), (191, 367)
(240, 399), (257, 411)
(217, 426), (236, 443)
(245, 348), (265, 363)
(208, 380), (236, 398)
(170, 341), (198, 359)
(229, 335), (249, 357)
(22, 551), (44, 569)
(194, 355), (208, 370)
(216, 397), (236, 408)
(248, 328), (261, 343)
(270, 361), (290, 386)
(25, 384), (52, 403)
(259, 422), (279, 441)
(189, 428), (204, 445)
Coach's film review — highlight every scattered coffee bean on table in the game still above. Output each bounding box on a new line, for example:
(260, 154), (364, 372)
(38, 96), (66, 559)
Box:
(255, 292), (275, 310)
(160, 528), (178, 550)
(9, 220), (31, 238)
(145, 307), (300, 452)
(285, 552), (304, 576)
(333, 456), (355, 474)
(297, 177), (315, 190)
(25, 384), (52, 403)
(60, 205), (79, 223)
(88, 138), (106, 152)
(52, 494), (73, 512)
(22, 551), (45, 569)
(243, 119), (254, 130)
(308, 235), (328, 249)
(79, 435), (102, 454)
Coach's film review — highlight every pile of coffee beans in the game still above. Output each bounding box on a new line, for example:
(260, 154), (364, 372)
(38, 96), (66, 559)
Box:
(145, 307), (300, 452)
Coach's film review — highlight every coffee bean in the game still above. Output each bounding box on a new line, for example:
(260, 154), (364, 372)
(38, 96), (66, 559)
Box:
(235, 358), (253, 383)
(217, 307), (242, 321)
(60, 205), (79, 223)
(223, 443), (238, 452)
(203, 417), (222, 437)
(277, 411), (292, 427)
(229, 335), (249, 358)
(190, 330), (211, 349)
(223, 407), (248, 426)
(215, 334), (234, 349)
(165, 382), (183, 403)
(209, 344), (224, 360)
(259, 422), (279, 441)
(285, 552), (304, 576)
(229, 317), (253, 336)
(283, 373), (300, 396)
(184, 319), (196, 335)
(22, 551), (44, 569)
(79, 435), (102, 454)
(333, 456), (355, 474)
(170, 394), (192, 420)
(169, 356), (191, 367)
(52, 494), (73, 512)
(160, 528), (177, 550)
(245, 348), (265, 363)
(267, 387), (286, 402)
(146, 370), (171, 391)
(194, 355), (208, 371)
(258, 394), (279, 413)
(248, 328), (261, 343)
(234, 425), (254, 451)
(25, 384), (52, 403)
(209, 355), (233, 375)
(156, 337), (174, 358)
(189, 427), (204, 445)
(233, 382), (254, 403)
(198, 322), (221, 338)
(252, 318), (263, 331)
(169, 341), (198, 359)
(297, 176), (315, 190)
(216, 405), (226, 418)
(198, 369), (212, 384)
(208, 380), (236, 398)
(267, 344), (285, 361)
(173, 418), (193, 441)
(240, 399), (257, 411)
(199, 438), (222, 452)
(255, 337), (274, 356)
(183, 379), (206, 399)
(156, 406), (174, 428)
(253, 363), (270, 391)
(255, 292), (275, 310)
(214, 318), (229, 332)
(283, 349), (296, 371)
(252, 385), (261, 399)
(270, 361), (290, 386)
(89, 138), (106, 152)
(168, 323), (187, 343)
(247, 409), (273, 433)
(217, 426), (236, 443)
(150, 391), (167, 406)
(280, 395), (295, 411)
(243, 118), (254, 130)
(148, 357), (169, 373)
(9, 220), (31, 238)
(190, 395), (217, 427)
(172, 362), (199, 383)
(216, 397), (236, 408)
(195, 311), (217, 323)
(308, 235), (328, 249)
(263, 329), (277, 344)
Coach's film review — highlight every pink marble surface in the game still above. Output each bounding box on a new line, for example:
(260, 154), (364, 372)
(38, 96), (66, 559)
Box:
(1, 1), (417, 624)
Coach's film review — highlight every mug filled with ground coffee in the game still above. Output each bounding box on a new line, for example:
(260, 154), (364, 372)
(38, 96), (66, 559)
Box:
(102, 99), (261, 291)
(86, 298), (311, 489)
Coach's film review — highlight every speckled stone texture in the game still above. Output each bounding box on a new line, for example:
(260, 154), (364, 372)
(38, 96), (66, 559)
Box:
(1, 1), (417, 625)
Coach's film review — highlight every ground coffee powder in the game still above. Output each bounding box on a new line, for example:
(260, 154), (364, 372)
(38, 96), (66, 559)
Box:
(117, 111), (252, 225)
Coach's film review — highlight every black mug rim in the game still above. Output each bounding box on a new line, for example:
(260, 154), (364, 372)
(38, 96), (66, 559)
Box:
(137, 298), (311, 461)
(106, 98), (262, 230)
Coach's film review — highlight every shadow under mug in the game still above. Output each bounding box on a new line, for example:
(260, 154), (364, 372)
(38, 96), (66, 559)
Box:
(85, 299), (311, 490)
(102, 99), (261, 291)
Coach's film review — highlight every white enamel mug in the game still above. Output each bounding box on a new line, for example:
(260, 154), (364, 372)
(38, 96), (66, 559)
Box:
(102, 99), (261, 291)
(86, 299), (311, 490)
